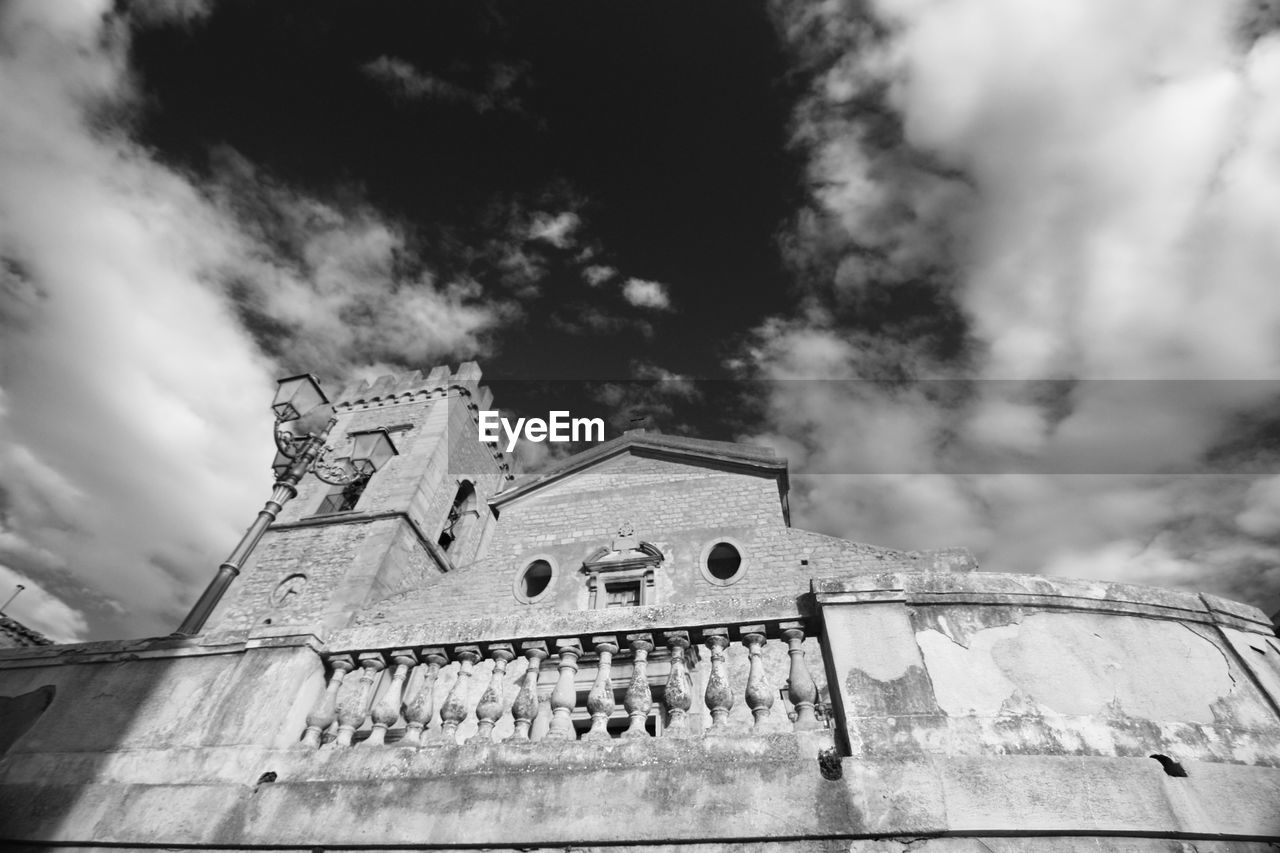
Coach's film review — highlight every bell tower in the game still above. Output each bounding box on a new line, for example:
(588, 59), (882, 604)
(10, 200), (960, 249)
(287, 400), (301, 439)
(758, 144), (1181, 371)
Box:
(202, 362), (512, 639)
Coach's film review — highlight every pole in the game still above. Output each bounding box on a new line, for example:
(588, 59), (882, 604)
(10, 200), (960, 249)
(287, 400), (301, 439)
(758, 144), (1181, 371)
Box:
(172, 419), (335, 638)
(0, 584), (24, 614)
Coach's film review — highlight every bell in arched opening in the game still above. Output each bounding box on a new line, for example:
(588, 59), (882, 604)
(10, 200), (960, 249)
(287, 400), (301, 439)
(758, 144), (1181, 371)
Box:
(437, 480), (478, 553)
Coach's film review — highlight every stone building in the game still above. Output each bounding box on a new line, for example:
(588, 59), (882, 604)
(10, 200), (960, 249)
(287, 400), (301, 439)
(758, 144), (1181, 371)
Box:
(0, 363), (1278, 851)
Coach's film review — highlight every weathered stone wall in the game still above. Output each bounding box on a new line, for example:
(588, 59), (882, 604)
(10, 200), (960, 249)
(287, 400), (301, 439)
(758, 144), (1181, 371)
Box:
(17, 843), (1280, 853)
(361, 452), (964, 626)
(411, 388), (510, 569)
(206, 518), (417, 636)
(3, 571), (1276, 849)
(440, 453), (792, 617)
(205, 366), (510, 639)
(209, 370), (970, 636)
(819, 572), (1280, 768)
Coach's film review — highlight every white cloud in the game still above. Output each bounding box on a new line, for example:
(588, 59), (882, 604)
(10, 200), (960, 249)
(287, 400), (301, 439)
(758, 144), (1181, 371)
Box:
(1237, 475), (1280, 537)
(362, 55), (523, 114)
(127, 0), (212, 28)
(0, 563), (89, 643)
(631, 363), (702, 401)
(0, 0), (277, 638)
(215, 152), (508, 377)
(582, 264), (616, 286)
(527, 211), (581, 249)
(883, 0), (1280, 381)
(0, 2), (514, 639)
(621, 277), (671, 311)
(755, 0), (1280, 611)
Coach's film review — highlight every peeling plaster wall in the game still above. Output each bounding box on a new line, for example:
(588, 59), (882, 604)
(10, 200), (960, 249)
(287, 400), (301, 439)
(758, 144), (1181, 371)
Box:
(819, 574), (1280, 768)
(918, 612), (1237, 722)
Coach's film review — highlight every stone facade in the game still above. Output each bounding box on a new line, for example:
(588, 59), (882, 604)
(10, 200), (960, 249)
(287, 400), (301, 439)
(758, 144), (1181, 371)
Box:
(0, 363), (1278, 851)
(203, 364), (511, 638)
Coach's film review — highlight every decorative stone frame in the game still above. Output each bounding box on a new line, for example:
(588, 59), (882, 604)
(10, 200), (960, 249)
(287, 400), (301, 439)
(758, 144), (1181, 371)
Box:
(698, 537), (748, 587)
(582, 542), (664, 609)
(587, 567), (656, 609)
(513, 554), (558, 604)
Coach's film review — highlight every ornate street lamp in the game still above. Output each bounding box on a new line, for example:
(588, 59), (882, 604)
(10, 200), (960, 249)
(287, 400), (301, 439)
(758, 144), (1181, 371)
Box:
(173, 374), (398, 637)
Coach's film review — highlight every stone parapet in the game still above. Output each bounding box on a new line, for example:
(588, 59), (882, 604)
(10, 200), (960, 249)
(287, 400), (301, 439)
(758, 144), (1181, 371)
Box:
(328, 594), (815, 653)
(812, 570), (1276, 632)
(331, 361), (488, 411)
(3, 570), (1279, 848)
(814, 571), (1280, 773)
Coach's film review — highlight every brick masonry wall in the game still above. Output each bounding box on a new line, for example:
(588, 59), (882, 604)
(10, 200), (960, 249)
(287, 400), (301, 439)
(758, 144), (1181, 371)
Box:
(361, 450), (970, 626)
(205, 366), (511, 638)
(207, 366), (970, 638)
(207, 518), (407, 636)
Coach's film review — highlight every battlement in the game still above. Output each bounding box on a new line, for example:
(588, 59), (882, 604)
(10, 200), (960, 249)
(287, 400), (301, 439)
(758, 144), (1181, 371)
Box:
(332, 362), (493, 412)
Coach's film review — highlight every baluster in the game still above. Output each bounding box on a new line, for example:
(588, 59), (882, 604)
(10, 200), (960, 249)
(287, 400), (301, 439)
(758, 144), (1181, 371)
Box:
(368, 649), (417, 746)
(662, 632), (693, 737)
(623, 633), (654, 738)
(439, 645), (481, 745)
(584, 636), (619, 741)
(782, 624), (821, 731)
(545, 639), (582, 740)
(400, 649), (446, 748)
(473, 643), (514, 743)
(334, 652), (386, 747)
(301, 655), (354, 748)
(530, 691), (553, 741)
(511, 641), (548, 741)
(703, 629), (733, 730)
(742, 629), (774, 731)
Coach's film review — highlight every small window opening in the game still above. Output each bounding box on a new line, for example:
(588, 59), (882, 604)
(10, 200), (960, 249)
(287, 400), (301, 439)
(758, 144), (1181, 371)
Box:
(317, 474), (368, 515)
(1149, 754), (1188, 777)
(706, 542), (742, 580)
(520, 560), (553, 599)
(605, 580), (641, 608)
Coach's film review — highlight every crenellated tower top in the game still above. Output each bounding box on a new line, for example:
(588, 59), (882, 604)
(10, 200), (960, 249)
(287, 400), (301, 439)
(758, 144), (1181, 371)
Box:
(332, 361), (495, 414)
(205, 361), (512, 638)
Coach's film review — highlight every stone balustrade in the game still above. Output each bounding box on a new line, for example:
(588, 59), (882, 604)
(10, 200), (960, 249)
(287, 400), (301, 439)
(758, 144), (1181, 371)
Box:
(299, 616), (828, 748)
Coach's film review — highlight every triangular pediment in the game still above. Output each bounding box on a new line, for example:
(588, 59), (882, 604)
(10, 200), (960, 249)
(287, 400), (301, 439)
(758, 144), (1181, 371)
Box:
(490, 431), (788, 510)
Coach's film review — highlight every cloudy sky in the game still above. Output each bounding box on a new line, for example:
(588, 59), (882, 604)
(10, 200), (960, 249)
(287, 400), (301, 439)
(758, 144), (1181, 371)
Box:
(2, 0), (1280, 641)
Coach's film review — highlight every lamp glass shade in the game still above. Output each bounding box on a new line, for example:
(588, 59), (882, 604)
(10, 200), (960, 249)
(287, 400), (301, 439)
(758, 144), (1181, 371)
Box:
(270, 449), (293, 479)
(348, 429), (398, 475)
(272, 374), (328, 422)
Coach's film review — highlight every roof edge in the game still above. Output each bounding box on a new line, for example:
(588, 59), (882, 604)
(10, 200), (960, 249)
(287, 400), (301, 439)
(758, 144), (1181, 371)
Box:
(491, 432), (788, 508)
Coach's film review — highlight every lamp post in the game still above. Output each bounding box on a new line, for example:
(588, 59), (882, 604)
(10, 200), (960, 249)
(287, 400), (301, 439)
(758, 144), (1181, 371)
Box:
(0, 584), (24, 615)
(173, 374), (398, 637)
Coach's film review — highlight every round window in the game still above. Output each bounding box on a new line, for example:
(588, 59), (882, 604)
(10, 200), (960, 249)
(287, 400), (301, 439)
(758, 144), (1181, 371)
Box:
(514, 556), (557, 603)
(706, 543), (741, 580)
(699, 538), (747, 586)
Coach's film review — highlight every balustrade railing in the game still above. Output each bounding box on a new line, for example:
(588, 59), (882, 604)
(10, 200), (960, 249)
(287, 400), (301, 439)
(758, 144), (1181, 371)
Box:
(300, 616), (829, 749)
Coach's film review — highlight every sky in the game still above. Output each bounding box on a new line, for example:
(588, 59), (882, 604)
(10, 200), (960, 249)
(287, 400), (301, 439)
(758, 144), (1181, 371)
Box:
(2, 0), (1280, 641)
